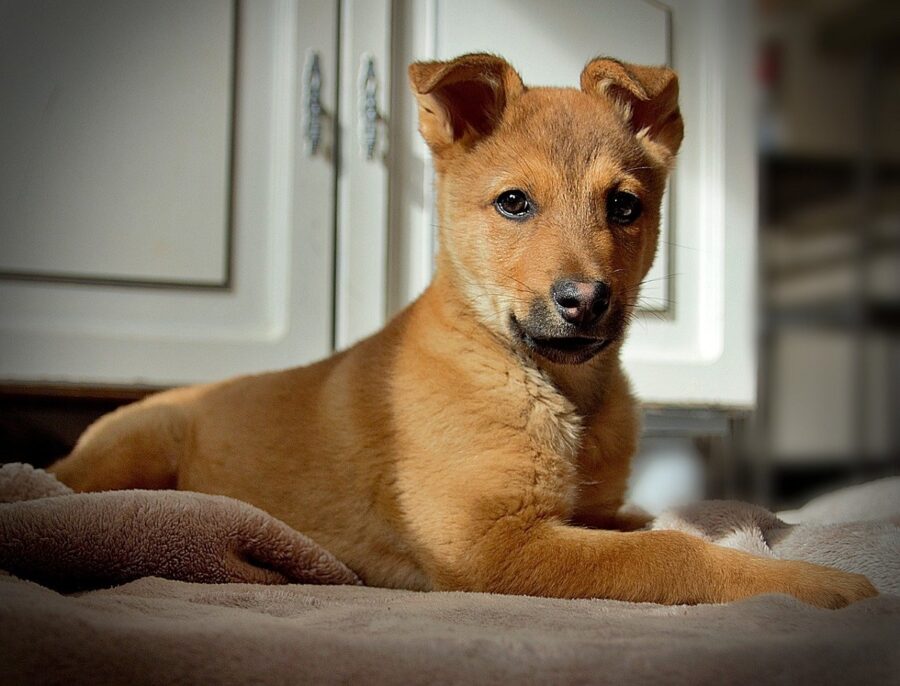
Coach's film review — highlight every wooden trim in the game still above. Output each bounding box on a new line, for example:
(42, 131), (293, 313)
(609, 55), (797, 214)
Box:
(0, 382), (164, 402)
(0, 381), (751, 413)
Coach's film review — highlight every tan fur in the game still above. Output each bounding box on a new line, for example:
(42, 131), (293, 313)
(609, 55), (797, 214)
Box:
(51, 55), (876, 608)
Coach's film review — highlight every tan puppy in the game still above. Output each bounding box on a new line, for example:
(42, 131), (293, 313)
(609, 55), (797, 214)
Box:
(52, 54), (876, 608)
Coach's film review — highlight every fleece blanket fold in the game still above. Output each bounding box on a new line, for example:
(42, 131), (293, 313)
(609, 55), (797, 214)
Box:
(0, 463), (359, 591)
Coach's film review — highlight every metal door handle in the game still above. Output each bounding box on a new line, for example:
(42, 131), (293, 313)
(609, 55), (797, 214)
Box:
(305, 52), (323, 156)
(361, 56), (379, 160)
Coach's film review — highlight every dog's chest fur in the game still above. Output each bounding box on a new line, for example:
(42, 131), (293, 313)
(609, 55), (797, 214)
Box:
(519, 362), (584, 461)
(510, 358), (602, 517)
(508, 354), (635, 524)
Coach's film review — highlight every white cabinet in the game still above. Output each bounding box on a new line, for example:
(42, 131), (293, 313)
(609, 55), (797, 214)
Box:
(0, 0), (338, 386)
(0, 0), (756, 408)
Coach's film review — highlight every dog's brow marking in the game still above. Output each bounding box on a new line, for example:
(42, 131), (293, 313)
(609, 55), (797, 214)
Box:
(621, 165), (654, 175)
(500, 142), (548, 191)
(584, 156), (619, 184)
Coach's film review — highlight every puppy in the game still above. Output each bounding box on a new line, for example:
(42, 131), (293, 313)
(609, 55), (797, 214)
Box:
(51, 54), (876, 608)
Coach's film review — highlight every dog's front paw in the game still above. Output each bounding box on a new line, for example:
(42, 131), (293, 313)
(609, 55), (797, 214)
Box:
(763, 560), (878, 609)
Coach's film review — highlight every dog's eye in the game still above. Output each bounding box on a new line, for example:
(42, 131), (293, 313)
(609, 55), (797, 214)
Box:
(494, 190), (532, 219)
(607, 191), (642, 225)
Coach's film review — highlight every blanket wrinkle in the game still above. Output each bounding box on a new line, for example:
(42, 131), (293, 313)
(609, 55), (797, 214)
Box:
(0, 463), (359, 591)
(777, 477), (900, 525)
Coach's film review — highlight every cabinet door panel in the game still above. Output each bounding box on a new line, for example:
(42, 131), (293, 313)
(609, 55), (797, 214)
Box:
(334, 0), (392, 349)
(0, 0), (339, 386)
(0, 0), (233, 286)
(438, 0), (668, 85)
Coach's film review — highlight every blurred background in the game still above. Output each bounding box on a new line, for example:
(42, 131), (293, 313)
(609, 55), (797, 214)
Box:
(753, 0), (900, 507)
(0, 0), (897, 512)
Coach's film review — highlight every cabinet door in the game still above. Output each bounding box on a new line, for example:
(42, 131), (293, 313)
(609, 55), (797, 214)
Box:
(334, 0), (393, 349)
(1, 0), (233, 287)
(0, 0), (339, 386)
(380, 0), (756, 406)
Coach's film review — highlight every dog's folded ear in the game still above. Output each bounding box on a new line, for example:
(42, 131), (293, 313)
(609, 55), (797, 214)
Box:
(580, 58), (683, 161)
(408, 53), (524, 155)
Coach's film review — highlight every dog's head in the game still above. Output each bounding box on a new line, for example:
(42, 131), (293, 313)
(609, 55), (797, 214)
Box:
(409, 54), (683, 365)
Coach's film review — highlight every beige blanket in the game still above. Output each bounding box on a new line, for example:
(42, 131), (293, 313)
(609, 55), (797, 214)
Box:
(1, 465), (898, 685)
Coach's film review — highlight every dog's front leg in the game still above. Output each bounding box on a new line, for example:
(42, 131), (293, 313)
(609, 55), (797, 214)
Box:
(437, 516), (876, 608)
(410, 434), (877, 608)
(399, 372), (875, 608)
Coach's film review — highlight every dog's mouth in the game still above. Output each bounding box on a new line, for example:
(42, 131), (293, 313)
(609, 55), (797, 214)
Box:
(509, 314), (612, 365)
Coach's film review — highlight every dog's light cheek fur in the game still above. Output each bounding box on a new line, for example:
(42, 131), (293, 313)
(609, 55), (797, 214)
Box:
(439, 206), (513, 337)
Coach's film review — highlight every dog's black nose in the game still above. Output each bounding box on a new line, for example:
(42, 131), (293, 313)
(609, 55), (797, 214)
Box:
(551, 279), (611, 327)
